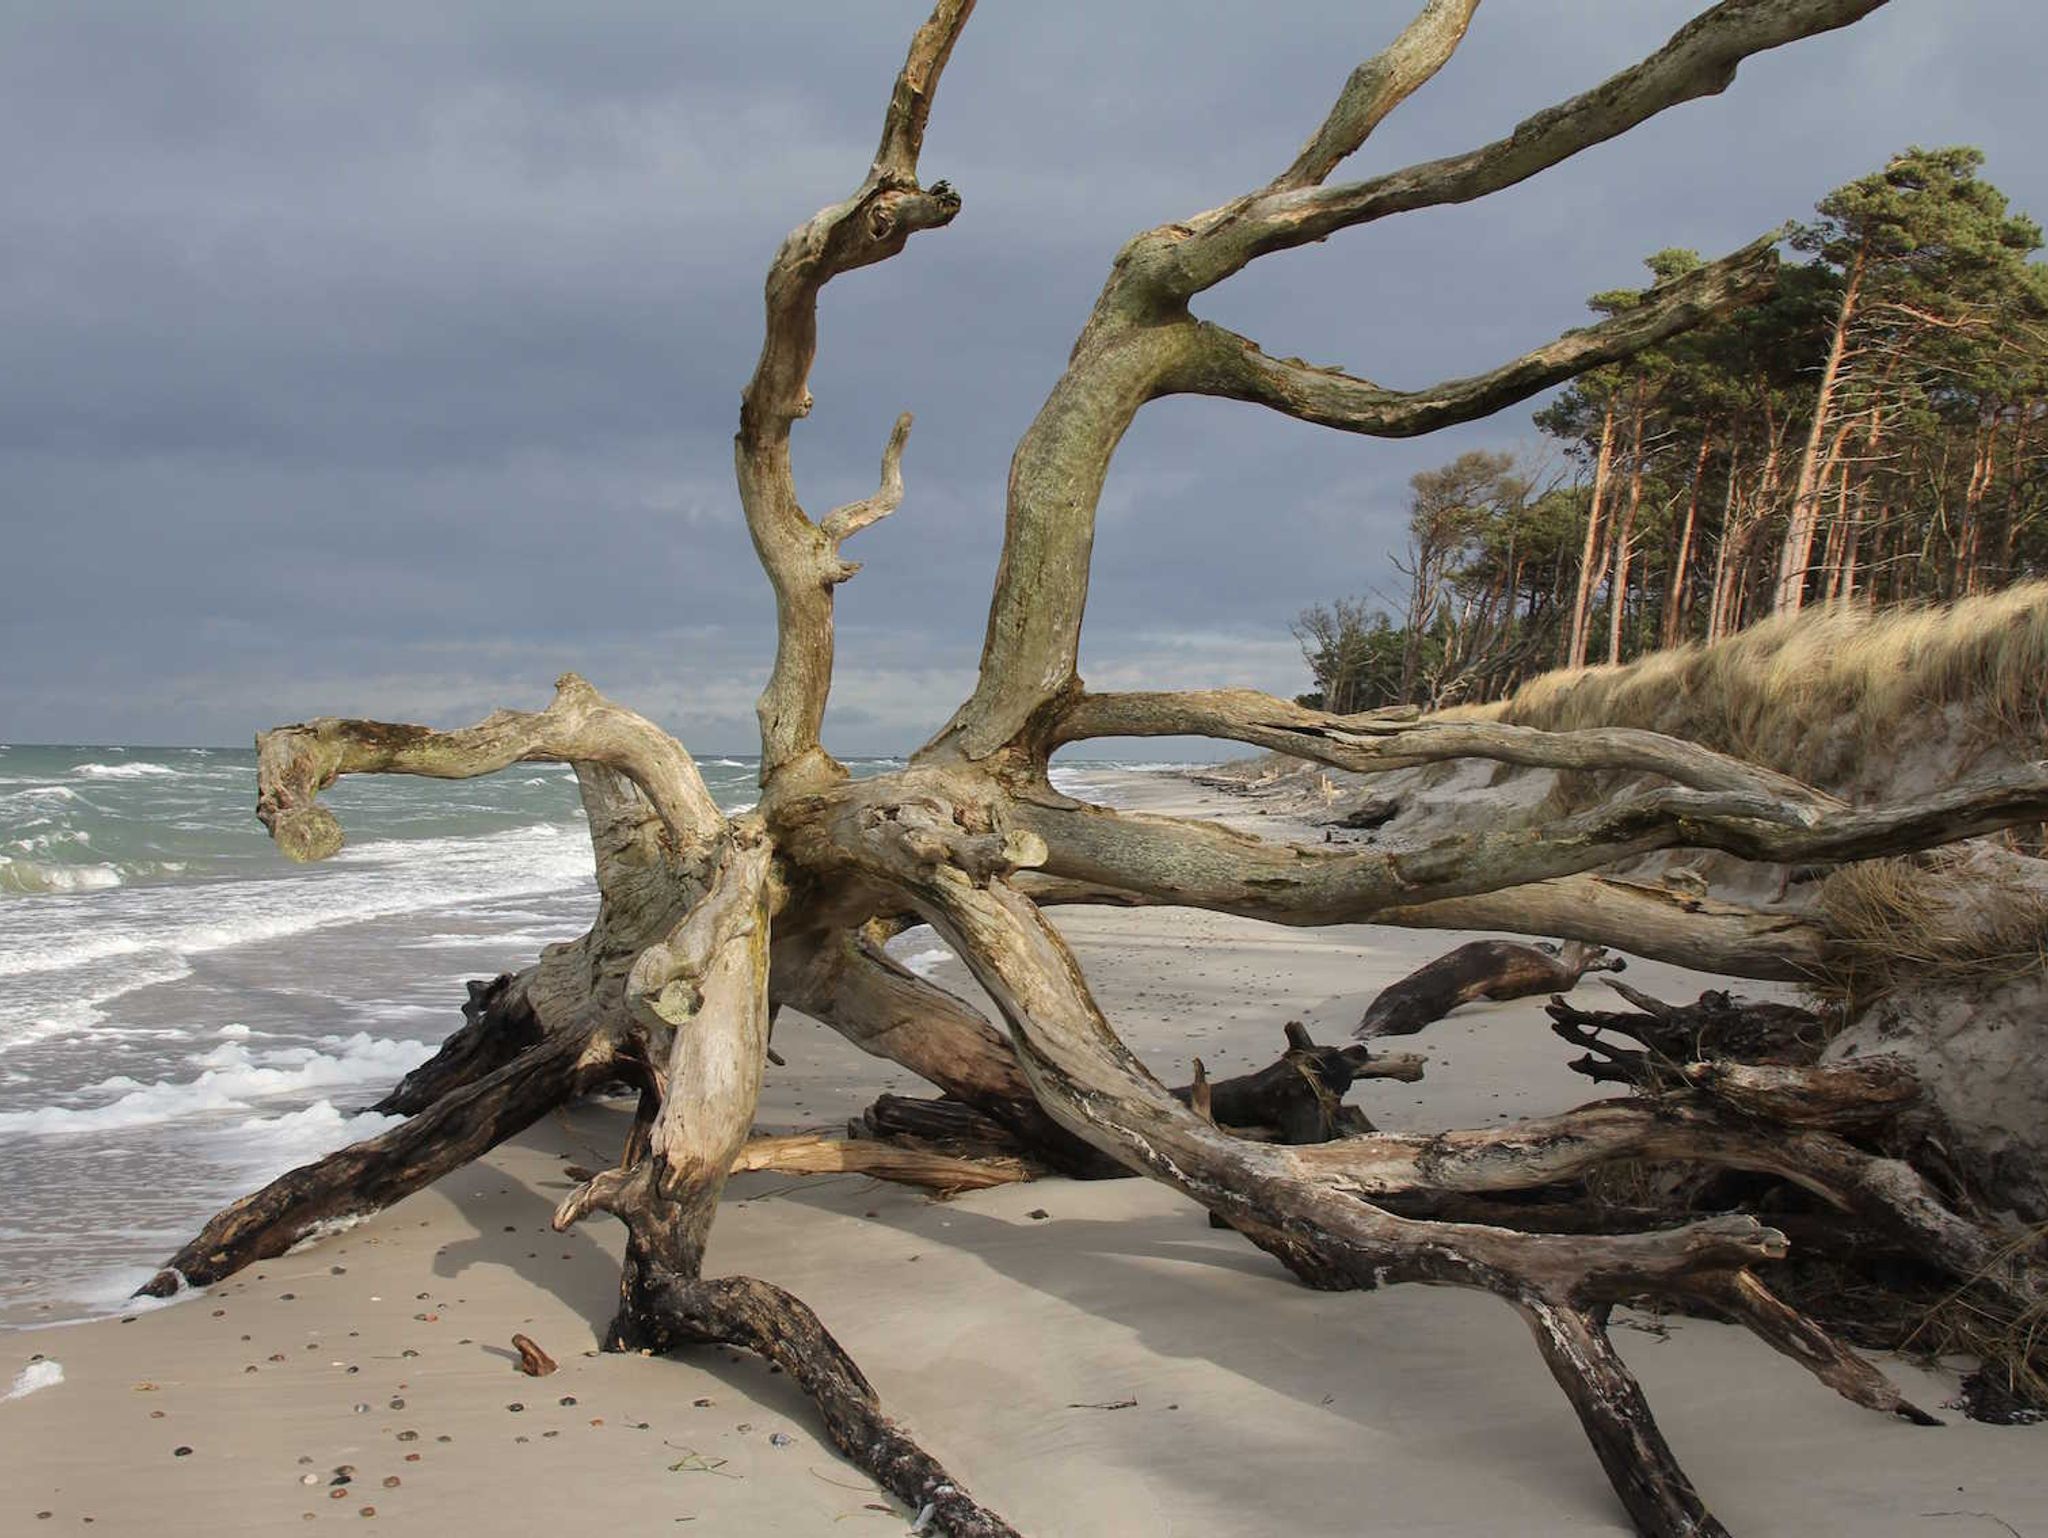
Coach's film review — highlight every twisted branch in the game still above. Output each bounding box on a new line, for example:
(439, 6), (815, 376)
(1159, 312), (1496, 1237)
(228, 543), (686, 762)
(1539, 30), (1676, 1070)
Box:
(254, 672), (721, 862)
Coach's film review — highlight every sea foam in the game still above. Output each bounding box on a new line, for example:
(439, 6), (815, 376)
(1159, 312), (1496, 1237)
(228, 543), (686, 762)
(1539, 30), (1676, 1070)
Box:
(3, 1360), (62, 1400)
(0, 1034), (430, 1136)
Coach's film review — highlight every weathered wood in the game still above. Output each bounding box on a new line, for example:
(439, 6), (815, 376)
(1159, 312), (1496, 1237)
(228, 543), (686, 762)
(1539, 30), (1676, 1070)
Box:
(1358, 939), (1624, 1038)
(141, 1023), (599, 1295)
(734, 1132), (1038, 1193)
(510, 1333), (558, 1377)
(1548, 984), (1830, 1088)
(371, 973), (541, 1116)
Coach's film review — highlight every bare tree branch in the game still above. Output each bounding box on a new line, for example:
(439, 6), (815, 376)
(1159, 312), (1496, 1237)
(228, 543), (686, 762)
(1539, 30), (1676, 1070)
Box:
(1154, 0), (1891, 298)
(254, 672), (722, 863)
(1019, 866), (1832, 981)
(1049, 681), (1837, 809)
(931, 4), (1882, 759)
(743, 1), (972, 779)
(1271, 0), (1481, 192)
(1162, 236), (1779, 437)
(1011, 763), (2048, 932)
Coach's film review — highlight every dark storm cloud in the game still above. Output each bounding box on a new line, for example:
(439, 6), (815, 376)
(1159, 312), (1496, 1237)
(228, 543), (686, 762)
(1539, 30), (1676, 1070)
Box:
(3, 2), (2041, 750)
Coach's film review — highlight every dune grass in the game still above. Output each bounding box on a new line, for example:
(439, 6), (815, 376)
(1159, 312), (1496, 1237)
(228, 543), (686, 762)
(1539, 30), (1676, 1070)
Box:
(1467, 583), (2048, 789)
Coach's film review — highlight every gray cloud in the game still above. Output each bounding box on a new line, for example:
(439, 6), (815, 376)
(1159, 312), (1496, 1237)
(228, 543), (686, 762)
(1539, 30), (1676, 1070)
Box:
(4, 1), (2042, 752)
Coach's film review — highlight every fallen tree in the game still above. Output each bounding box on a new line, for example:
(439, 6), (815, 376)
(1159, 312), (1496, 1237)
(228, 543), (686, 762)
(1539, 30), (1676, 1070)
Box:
(140, 3), (2048, 1533)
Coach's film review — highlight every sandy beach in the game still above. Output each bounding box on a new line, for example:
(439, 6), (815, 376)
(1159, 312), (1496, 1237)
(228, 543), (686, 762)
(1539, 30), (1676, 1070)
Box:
(4, 768), (2043, 1537)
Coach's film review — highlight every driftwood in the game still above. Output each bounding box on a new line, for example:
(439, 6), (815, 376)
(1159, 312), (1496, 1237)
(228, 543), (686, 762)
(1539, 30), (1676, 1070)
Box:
(1357, 939), (1624, 1038)
(130, 4), (2048, 1534)
(1547, 983), (1830, 1088)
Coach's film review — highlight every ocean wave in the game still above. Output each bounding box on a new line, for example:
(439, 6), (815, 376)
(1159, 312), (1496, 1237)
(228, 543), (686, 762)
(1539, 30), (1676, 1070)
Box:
(0, 857), (124, 895)
(0, 1033), (430, 1137)
(73, 762), (181, 780)
(0, 818), (593, 981)
(883, 924), (957, 978)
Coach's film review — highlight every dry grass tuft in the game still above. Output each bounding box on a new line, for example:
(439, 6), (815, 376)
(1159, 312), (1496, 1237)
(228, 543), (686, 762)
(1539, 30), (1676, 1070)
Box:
(1464, 583), (2048, 789)
(1810, 850), (2048, 1011)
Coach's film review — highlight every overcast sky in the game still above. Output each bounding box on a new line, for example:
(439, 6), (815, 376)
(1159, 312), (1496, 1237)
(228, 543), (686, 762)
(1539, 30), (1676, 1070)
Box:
(3, 1), (2041, 754)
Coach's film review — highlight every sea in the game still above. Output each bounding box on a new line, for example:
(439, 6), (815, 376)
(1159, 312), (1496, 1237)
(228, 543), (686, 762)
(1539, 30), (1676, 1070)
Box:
(0, 743), (1176, 1329)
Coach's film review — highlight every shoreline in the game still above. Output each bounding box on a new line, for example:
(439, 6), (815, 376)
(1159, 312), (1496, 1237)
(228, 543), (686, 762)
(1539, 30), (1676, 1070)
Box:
(4, 767), (2043, 1535)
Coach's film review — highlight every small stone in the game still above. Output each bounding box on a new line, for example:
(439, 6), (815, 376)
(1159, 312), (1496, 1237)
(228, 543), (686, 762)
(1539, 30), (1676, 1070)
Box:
(1027, 1208), (1050, 1221)
(358, 1507), (376, 1518)
(150, 1411), (166, 1420)
(387, 1399), (405, 1410)
(435, 1436), (452, 1444)
(280, 1292), (296, 1301)
(330, 1266), (346, 1275)
(269, 1353), (287, 1363)
(769, 1432), (792, 1448)
(173, 1446), (193, 1457)
(301, 1474), (320, 1487)
(329, 1490), (347, 1501)
(395, 1432), (417, 1443)
(346, 1366), (360, 1375)
(353, 1403), (370, 1414)
(403, 1454), (420, 1464)
(381, 1477), (400, 1489)
(400, 1350), (419, 1359)
(735, 1423), (752, 1434)
(506, 1402), (524, 1413)
(558, 1395), (576, 1407)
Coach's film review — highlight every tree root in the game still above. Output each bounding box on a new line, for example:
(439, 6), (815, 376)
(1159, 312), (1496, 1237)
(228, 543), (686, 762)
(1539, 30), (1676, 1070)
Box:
(629, 1270), (1019, 1536)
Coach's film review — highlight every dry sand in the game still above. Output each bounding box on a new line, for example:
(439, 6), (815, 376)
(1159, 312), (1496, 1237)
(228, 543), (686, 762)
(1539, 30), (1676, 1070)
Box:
(3, 770), (2043, 1536)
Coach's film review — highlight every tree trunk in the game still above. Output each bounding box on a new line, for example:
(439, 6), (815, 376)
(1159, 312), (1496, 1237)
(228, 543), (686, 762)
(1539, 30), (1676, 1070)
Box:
(1567, 404), (1617, 669)
(1608, 394), (1650, 665)
(1662, 433), (1711, 647)
(1776, 240), (1867, 613)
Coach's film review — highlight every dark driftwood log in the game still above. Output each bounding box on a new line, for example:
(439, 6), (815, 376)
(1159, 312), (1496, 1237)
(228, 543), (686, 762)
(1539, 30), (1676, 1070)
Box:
(140, 1026), (598, 1295)
(1357, 939), (1624, 1038)
(1177, 1020), (1387, 1139)
(862, 1092), (1025, 1155)
(1548, 984), (1830, 1088)
(371, 972), (543, 1116)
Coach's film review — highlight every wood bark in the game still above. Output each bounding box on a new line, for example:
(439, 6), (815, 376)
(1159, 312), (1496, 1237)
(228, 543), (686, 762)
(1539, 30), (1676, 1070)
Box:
(134, 4), (2048, 1534)
(1357, 939), (1624, 1038)
(1775, 241), (1867, 613)
(1569, 404), (1618, 668)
